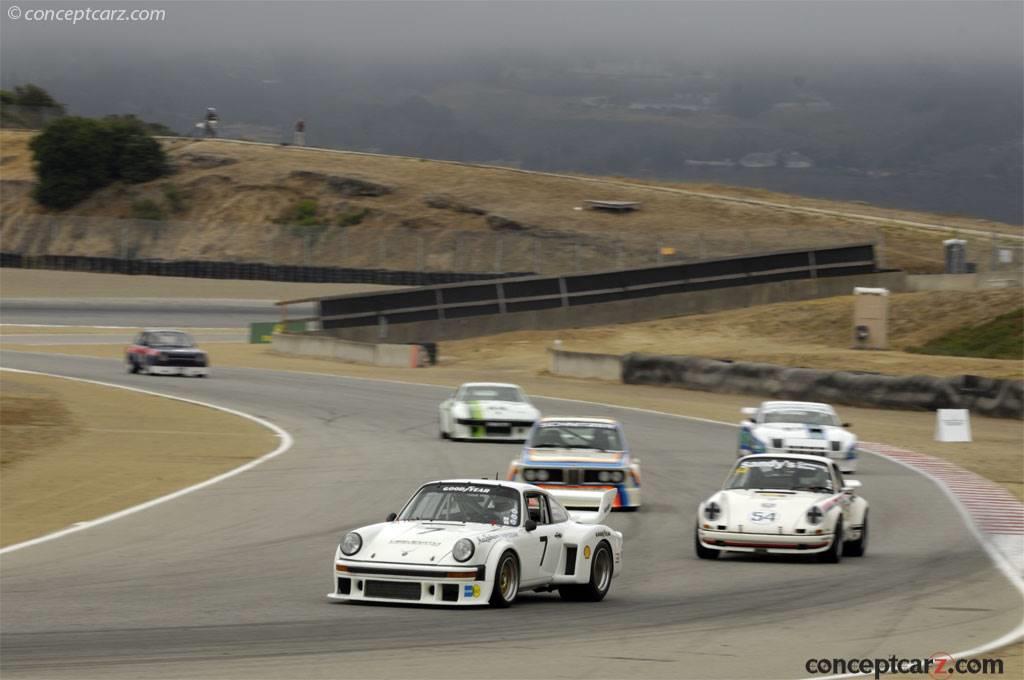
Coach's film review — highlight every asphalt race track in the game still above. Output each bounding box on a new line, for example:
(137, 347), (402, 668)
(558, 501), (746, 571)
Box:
(1, 348), (1021, 679)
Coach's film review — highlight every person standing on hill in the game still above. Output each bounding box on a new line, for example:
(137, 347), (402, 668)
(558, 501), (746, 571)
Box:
(294, 118), (306, 146)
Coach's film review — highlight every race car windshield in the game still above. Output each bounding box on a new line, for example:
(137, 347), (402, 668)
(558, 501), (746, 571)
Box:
(529, 424), (623, 452)
(727, 459), (833, 492)
(460, 386), (523, 402)
(762, 410), (838, 426)
(399, 483), (522, 526)
(148, 332), (194, 348)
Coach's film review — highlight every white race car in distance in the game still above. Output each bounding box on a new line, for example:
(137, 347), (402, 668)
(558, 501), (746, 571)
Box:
(439, 383), (540, 441)
(739, 401), (859, 473)
(696, 454), (868, 562)
(329, 480), (623, 607)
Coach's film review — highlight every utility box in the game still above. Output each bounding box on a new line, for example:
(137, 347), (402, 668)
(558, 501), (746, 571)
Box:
(944, 239), (968, 274)
(853, 287), (889, 350)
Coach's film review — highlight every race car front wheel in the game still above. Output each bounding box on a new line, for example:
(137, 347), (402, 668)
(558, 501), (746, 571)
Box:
(817, 520), (844, 563)
(125, 357), (138, 374)
(694, 526), (720, 560)
(843, 512), (868, 557)
(490, 551), (519, 608)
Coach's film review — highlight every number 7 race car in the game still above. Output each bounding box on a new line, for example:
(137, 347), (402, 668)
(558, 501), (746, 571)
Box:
(329, 480), (623, 607)
(696, 454), (868, 563)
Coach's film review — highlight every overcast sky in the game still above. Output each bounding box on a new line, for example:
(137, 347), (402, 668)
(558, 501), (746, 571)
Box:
(2, 1), (1022, 66)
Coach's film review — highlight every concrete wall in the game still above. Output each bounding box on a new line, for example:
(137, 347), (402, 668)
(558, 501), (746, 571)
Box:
(270, 332), (424, 368)
(548, 348), (623, 381)
(322, 271), (907, 344)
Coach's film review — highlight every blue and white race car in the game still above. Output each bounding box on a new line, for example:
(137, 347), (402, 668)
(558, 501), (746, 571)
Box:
(508, 417), (642, 510)
(739, 401), (858, 474)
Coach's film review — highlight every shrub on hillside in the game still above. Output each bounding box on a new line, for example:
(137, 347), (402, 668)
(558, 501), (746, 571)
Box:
(30, 116), (169, 210)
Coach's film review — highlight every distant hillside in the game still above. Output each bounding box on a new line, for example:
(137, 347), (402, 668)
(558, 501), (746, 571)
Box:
(0, 129), (1018, 274)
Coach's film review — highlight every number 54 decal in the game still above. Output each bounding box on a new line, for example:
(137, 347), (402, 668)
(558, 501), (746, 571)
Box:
(749, 511), (777, 523)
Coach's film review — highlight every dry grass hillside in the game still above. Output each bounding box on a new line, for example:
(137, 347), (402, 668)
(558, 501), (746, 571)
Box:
(1, 129), (1019, 274)
(442, 289), (1024, 380)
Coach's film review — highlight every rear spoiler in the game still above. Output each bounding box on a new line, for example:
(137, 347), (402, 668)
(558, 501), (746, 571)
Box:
(550, 488), (616, 525)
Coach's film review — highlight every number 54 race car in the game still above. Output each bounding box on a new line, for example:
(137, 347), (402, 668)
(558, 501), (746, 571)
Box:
(329, 480), (623, 607)
(696, 454), (868, 563)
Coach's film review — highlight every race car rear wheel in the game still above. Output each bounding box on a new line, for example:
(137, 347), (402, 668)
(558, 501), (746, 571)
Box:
(817, 519), (843, 563)
(560, 541), (613, 602)
(695, 525), (719, 560)
(843, 512), (868, 557)
(490, 551), (519, 608)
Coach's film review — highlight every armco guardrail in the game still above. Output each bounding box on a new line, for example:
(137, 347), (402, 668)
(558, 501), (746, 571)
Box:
(0, 253), (530, 286)
(289, 243), (879, 333)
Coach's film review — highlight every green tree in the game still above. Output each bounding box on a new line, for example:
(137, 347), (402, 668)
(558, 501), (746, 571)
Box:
(30, 115), (169, 210)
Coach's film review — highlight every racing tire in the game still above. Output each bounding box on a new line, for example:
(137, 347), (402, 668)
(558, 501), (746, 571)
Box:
(817, 520), (844, 563)
(843, 512), (868, 557)
(694, 526), (720, 560)
(560, 541), (614, 602)
(439, 423), (449, 439)
(489, 551), (519, 608)
(126, 357), (138, 374)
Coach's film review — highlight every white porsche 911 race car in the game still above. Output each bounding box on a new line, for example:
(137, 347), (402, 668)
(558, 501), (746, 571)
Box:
(329, 479), (623, 607)
(696, 454), (868, 562)
(739, 401), (859, 473)
(439, 382), (540, 441)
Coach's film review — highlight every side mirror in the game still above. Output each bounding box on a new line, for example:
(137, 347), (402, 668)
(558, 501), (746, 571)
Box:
(741, 407), (758, 417)
(842, 480), (862, 492)
(386, 512), (397, 522)
(524, 519), (537, 532)
(842, 422), (852, 428)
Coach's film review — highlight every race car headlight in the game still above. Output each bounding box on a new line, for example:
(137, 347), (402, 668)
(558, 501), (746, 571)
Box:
(806, 507), (823, 525)
(523, 469), (537, 481)
(158, 352), (168, 362)
(772, 438), (784, 450)
(609, 470), (624, 483)
(830, 440), (841, 452)
(340, 532), (362, 556)
(452, 538), (475, 562)
(536, 469), (549, 481)
(598, 470), (611, 482)
(704, 501), (721, 521)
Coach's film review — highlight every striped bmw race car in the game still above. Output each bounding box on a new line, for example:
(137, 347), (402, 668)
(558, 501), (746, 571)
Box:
(439, 383), (540, 441)
(508, 417), (642, 510)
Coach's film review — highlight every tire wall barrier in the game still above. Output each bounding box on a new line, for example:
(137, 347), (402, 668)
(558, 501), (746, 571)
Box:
(0, 252), (531, 287)
(620, 353), (1023, 419)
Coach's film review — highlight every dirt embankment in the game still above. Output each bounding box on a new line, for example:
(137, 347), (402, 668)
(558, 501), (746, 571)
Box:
(2, 129), (1019, 274)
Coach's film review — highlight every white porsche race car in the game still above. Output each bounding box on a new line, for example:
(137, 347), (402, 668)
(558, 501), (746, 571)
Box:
(439, 383), (540, 441)
(696, 454), (868, 562)
(329, 479), (623, 607)
(739, 401), (859, 473)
